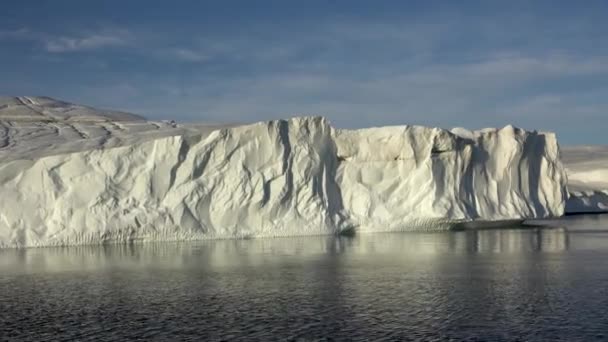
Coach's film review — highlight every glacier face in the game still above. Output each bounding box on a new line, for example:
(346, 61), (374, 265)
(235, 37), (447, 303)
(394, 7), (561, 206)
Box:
(335, 125), (566, 231)
(0, 97), (567, 247)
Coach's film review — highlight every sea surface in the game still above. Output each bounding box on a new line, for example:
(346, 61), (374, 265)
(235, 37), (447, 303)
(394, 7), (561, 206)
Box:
(2, 214), (608, 341)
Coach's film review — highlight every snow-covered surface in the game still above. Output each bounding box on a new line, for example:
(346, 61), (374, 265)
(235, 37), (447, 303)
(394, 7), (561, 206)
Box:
(0, 97), (567, 247)
(561, 145), (608, 214)
(0, 96), (233, 163)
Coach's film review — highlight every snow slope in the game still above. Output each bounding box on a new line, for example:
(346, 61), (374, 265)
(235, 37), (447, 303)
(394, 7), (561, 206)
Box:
(0, 97), (567, 247)
(0, 96), (231, 163)
(561, 146), (608, 213)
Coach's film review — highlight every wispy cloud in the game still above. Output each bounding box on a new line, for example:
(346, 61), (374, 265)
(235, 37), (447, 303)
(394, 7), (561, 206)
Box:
(0, 27), (32, 40)
(0, 27), (131, 52)
(3, 5), (608, 144)
(44, 29), (131, 53)
(461, 53), (608, 77)
(170, 48), (208, 62)
(103, 49), (608, 133)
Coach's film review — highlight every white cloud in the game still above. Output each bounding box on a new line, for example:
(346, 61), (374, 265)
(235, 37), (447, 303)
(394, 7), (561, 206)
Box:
(0, 27), (132, 53)
(462, 54), (608, 77)
(44, 30), (130, 53)
(5, 14), (607, 143)
(114, 50), (608, 131)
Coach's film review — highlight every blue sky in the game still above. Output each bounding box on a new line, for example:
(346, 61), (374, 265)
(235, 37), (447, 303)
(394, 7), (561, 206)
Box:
(1, 0), (607, 144)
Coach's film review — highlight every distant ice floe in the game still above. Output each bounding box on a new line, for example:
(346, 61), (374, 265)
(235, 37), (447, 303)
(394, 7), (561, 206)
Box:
(561, 145), (608, 214)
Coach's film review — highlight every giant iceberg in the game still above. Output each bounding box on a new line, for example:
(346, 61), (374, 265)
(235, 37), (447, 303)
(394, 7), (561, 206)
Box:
(0, 97), (567, 247)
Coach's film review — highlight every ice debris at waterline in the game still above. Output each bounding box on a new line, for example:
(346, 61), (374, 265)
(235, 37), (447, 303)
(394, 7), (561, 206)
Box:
(0, 97), (567, 248)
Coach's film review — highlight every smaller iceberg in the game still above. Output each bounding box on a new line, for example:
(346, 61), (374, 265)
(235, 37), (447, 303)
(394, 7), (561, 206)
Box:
(562, 145), (608, 214)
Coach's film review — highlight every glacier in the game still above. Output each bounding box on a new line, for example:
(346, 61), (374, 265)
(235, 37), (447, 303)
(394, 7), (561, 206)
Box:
(0, 96), (567, 247)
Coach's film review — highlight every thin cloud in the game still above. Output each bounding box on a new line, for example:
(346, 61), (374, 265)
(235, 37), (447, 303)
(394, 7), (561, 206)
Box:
(461, 54), (608, 77)
(0, 27), (35, 40)
(44, 30), (131, 53)
(171, 48), (208, 62)
(110, 51), (608, 128)
(0, 27), (132, 53)
(3, 8), (607, 143)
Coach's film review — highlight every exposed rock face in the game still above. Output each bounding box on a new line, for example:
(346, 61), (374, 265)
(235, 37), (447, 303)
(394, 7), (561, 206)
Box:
(0, 97), (567, 247)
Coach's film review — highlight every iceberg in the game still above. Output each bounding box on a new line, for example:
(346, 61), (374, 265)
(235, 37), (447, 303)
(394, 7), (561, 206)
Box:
(561, 146), (608, 214)
(0, 97), (567, 247)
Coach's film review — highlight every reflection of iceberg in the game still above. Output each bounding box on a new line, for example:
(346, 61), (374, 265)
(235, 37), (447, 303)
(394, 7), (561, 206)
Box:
(349, 228), (570, 255)
(0, 97), (567, 247)
(474, 228), (568, 253)
(0, 227), (573, 274)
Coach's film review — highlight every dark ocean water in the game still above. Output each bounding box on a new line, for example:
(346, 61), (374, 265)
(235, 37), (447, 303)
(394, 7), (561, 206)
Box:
(2, 214), (608, 341)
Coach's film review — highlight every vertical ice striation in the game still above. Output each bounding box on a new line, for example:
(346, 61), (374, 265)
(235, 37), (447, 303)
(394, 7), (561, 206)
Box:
(334, 124), (566, 231)
(0, 97), (568, 247)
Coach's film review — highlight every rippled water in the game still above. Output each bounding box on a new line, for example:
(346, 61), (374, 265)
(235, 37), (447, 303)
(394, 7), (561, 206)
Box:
(2, 215), (608, 341)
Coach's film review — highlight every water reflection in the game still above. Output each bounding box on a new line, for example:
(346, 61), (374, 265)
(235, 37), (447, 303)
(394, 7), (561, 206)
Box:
(1, 215), (608, 340)
(0, 225), (580, 274)
(3, 214), (608, 276)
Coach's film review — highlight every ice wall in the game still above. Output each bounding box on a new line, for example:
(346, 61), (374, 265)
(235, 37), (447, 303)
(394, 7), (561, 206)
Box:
(0, 101), (568, 247)
(335, 125), (566, 231)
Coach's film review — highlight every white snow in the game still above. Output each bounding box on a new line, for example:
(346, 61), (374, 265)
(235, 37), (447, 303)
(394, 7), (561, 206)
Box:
(561, 145), (608, 214)
(0, 97), (567, 248)
(0, 96), (232, 163)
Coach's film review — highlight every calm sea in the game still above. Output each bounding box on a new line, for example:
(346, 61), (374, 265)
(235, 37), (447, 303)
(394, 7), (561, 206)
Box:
(2, 214), (608, 341)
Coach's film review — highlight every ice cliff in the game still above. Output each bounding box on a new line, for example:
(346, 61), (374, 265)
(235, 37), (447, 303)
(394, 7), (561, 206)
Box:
(0, 97), (567, 247)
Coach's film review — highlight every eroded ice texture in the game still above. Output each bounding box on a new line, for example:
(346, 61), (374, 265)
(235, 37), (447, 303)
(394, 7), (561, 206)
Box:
(0, 97), (567, 247)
